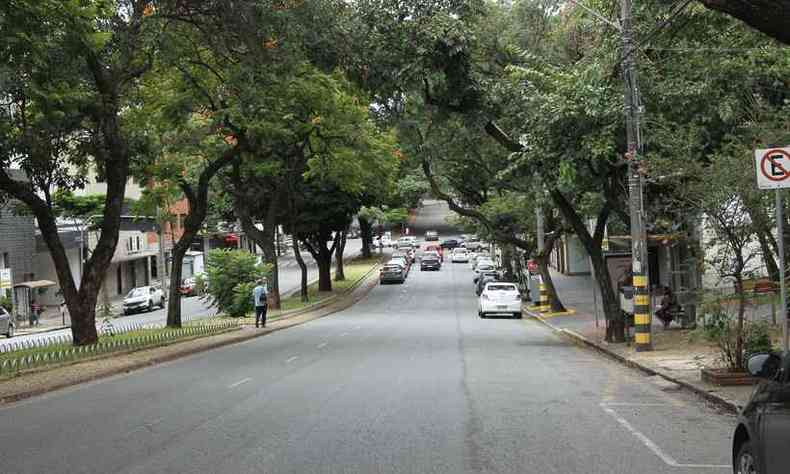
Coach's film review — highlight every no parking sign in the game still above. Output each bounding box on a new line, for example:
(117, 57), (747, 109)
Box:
(756, 147), (790, 189)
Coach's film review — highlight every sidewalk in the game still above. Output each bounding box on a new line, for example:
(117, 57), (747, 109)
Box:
(526, 270), (756, 413)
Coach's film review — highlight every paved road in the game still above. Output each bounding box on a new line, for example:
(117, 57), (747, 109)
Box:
(0, 201), (736, 473)
(0, 239), (362, 350)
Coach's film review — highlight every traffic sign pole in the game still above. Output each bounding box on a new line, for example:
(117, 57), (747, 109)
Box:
(779, 190), (789, 354)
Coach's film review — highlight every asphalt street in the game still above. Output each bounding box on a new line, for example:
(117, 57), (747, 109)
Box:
(0, 201), (737, 473)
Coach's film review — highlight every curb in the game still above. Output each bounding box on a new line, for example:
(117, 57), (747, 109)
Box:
(15, 324), (71, 337)
(247, 261), (383, 323)
(0, 266), (383, 405)
(525, 309), (741, 415)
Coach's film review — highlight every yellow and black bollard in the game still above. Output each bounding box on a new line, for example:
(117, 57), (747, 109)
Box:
(539, 283), (550, 313)
(633, 275), (652, 351)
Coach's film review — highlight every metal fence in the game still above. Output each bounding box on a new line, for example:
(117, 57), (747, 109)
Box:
(0, 320), (239, 376)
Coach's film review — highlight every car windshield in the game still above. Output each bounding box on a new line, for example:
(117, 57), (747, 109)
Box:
(486, 284), (517, 292)
(126, 288), (147, 298)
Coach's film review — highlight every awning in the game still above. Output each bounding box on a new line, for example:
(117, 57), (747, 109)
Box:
(14, 280), (57, 289)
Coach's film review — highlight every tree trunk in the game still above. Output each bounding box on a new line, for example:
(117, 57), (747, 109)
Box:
(757, 229), (780, 282)
(293, 237), (309, 302)
(167, 239), (188, 328)
(735, 274), (746, 370)
(335, 228), (348, 281)
(551, 190), (623, 342)
(317, 251), (333, 292)
(535, 236), (565, 312)
(501, 245), (515, 281)
(359, 216), (373, 259)
(167, 145), (241, 328)
(233, 196), (281, 310)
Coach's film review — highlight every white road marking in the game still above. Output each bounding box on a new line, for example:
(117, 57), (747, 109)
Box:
(317, 342), (328, 349)
(286, 356), (299, 363)
(228, 377), (252, 389)
(601, 404), (729, 469)
(353, 325), (361, 330)
(340, 332), (349, 336)
(601, 402), (672, 407)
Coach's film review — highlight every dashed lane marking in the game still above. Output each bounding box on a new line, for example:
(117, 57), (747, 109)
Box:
(317, 342), (328, 349)
(228, 377), (252, 389)
(286, 356), (299, 363)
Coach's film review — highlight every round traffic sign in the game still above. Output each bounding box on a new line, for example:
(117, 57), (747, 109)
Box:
(760, 149), (790, 182)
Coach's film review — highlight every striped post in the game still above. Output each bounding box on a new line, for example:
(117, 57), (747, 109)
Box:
(633, 274), (652, 351)
(539, 283), (550, 312)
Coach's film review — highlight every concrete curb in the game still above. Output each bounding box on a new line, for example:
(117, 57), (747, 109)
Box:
(525, 308), (741, 415)
(0, 265), (383, 405)
(249, 261), (383, 323)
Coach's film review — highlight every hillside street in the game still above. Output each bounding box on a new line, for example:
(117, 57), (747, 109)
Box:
(0, 202), (736, 473)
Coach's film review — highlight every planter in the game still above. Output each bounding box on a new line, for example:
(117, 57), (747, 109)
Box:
(700, 367), (759, 386)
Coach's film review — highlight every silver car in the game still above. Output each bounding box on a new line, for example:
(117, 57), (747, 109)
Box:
(0, 306), (15, 338)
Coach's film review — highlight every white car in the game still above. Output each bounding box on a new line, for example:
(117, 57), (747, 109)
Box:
(397, 236), (419, 249)
(478, 282), (522, 318)
(122, 285), (165, 315)
(451, 248), (470, 263)
(473, 256), (494, 271)
(388, 257), (409, 271)
(474, 261), (496, 275)
(0, 306), (15, 338)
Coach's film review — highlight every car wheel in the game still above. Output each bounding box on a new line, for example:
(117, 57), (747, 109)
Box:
(478, 311), (486, 318)
(148, 300), (154, 312)
(735, 441), (760, 474)
(6, 323), (14, 338)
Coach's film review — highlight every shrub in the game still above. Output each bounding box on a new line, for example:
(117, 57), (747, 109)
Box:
(0, 295), (12, 312)
(204, 249), (270, 317)
(744, 321), (774, 359)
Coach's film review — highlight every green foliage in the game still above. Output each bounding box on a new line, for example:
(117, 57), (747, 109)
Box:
(0, 295), (11, 312)
(204, 249), (270, 318)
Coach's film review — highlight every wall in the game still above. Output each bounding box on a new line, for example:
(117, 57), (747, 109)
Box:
(564, 235), (591, 275)
(0, 208), (35, 284)
(33, 247), (81, 306)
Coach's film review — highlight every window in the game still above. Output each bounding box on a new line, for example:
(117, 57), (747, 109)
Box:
(1, 252), (7, 269)
(136, 236), (141, 251)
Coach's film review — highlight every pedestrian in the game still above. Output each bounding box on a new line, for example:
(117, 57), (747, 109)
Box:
(655, 286), (677, 329)
(253, 277), (268, 328)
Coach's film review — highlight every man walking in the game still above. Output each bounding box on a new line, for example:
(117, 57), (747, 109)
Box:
(253, 277), (268, 328)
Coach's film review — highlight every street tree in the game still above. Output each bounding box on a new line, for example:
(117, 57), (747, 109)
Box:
(0, 1), (158, 345)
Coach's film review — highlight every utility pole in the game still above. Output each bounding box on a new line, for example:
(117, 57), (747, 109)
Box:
(621, 0), (652, 351)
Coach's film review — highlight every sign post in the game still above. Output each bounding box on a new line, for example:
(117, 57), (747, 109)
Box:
(755, 147), (790, 353)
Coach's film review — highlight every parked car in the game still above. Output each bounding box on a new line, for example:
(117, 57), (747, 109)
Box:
(179, 277), (197, 297)
(425, 230), (439, 241)
(440, 239), (461, 249)
(0, 306), (15, 338)
(465, 236), (482, 251)
(450, 248), (470, 263)
(470, 251), (491, 269)
(380, 263), (407, 284)
(475, 271), (500, 296)
(732, 351), (790, 474)
(122, 285), (165, 315)
(478, 282), (522, 318)
(389, 256), (410, 272)
(393, 249), (414, 265)
(420, 254), (441, 271)
(474, 262), (496, 275)
(375, 235), (392, 248)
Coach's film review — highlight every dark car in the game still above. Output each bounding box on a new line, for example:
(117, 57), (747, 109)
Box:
(475, 271), (500, 296)
(440, 239), (460, 249)
(420, 256), (441, 271)
(380, 264), (407, 284)
(425, 230), (439, 241)
(732, 352), (790, 474)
